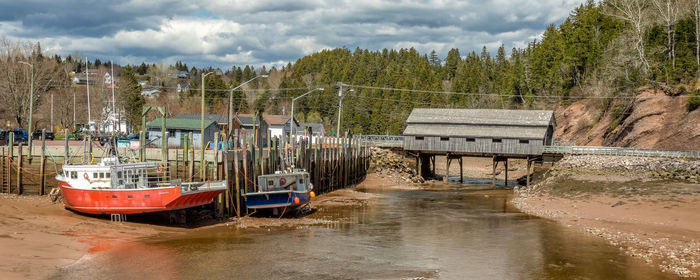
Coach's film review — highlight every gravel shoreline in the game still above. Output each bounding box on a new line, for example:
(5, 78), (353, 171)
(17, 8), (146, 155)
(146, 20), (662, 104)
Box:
(513, 155), (700, 278)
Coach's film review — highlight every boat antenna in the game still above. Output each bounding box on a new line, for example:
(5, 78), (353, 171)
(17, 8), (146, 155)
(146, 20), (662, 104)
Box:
(112, 135), (120, 163)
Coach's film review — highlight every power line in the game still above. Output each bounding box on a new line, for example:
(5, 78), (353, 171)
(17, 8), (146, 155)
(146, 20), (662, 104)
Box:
(343, 84), (694, 100)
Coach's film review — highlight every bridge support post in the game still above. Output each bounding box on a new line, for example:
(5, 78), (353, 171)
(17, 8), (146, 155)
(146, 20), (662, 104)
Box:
(444, 153), (450, 183)
(431, 155), (435, 177)
(458, 156), (463, 183)
(504, 158), (508, 187)
(416, 152), (421, 178)
(526, 156), (531, 188)
(491, 155), (497, 188)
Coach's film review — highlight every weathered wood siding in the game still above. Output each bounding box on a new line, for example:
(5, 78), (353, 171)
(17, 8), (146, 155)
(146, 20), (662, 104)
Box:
(404, 135), (544, 155)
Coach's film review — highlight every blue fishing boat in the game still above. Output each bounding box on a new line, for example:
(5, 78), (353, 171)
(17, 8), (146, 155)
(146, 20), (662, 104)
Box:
(243, 169), (315, 211)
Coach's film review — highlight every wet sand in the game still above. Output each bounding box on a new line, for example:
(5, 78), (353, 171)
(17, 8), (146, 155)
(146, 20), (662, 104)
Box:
(513, 175), (700, 278)
(0, 194), (182, 280)
(0, 174), (388, 279)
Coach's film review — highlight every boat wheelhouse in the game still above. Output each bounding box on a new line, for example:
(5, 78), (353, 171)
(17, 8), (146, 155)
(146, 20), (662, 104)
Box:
(243, 169), (315, 210)
(56, 157), (227, 215)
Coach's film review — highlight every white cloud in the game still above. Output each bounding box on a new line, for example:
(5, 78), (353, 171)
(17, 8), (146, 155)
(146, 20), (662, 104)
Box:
(0, 0), (586, 68)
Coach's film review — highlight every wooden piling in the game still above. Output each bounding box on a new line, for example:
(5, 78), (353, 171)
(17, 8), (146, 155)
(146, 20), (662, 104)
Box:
(64, 131), (69, 164)
(7, 133), (12, 193)
(183, 132), (189, 178)
(40, 130), (46, 195)
(214, 132), (219, 181)
(1, 147), (4, 193)
(188, 132), (194, 182)
(233, 148), (241, 218)
(17, 143), (22, 195)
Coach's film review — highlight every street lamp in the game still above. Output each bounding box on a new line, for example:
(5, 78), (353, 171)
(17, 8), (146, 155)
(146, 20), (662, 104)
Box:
(19, 61), (34, 159)
(228, 74), (268, 138)
(336, 82), (353, 136)
(289, 87), (324, 167)
(201, 71), (214, 181)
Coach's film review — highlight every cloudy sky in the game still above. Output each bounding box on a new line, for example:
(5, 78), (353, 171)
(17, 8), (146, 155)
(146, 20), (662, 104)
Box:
(0, 0), (584, 68)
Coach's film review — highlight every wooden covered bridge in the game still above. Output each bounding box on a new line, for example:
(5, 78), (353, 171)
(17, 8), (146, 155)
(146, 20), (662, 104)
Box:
(402, 108), (556, 187)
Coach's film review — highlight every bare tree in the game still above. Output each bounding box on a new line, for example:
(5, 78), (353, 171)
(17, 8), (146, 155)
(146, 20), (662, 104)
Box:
(652, 0), (679, 70)
(696, 0), (700, 75)
(606, 0), (651, 74)
(0, 37), (60, 129)
(54, 88), (77, 131)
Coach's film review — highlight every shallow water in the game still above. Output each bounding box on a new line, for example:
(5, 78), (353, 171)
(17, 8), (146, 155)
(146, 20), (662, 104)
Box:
(51, 186), (680, 279)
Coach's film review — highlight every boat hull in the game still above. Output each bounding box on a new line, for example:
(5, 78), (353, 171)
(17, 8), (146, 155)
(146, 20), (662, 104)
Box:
(57, 181), (226, 215)
(244, 191), (311, 209)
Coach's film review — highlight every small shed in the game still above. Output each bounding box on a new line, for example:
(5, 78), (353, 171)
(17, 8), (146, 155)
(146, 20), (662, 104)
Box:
(403, 109), (555, 157)
(299, 123), (325, 137)
(235, 114), (270, 147)
(175, 113), (239, 134)
(146, 118), (218, 148)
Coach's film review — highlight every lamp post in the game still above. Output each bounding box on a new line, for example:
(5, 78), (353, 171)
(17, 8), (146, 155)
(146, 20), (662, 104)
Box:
(19, 61), (34, 159)
(289, 87), (323, 167)
(200, 71), (214, 180)
(335, 82), (353, 136)
(228, 74), (268, 138)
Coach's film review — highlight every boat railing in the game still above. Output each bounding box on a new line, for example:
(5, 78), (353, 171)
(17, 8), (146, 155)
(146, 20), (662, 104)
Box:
(180, 181), (225, 193)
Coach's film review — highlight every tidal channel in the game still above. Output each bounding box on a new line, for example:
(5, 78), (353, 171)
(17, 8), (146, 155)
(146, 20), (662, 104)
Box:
(51, 186), (680, 279)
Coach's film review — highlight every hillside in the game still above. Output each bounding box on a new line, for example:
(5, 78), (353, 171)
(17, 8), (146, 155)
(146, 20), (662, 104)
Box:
(555, 90), (700, 150)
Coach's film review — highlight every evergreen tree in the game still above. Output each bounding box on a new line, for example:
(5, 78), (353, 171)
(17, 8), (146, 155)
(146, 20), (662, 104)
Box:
(118, 67), (145, 131)
(443, 48), (461, 79)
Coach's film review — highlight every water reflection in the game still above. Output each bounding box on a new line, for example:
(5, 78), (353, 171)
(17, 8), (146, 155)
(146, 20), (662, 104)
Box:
(51, 188), (679, 280)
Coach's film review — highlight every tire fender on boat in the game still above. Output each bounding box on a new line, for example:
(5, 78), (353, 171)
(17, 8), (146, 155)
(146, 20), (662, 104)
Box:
(83, 173), (90, 182)
(189, 185), (198, 192)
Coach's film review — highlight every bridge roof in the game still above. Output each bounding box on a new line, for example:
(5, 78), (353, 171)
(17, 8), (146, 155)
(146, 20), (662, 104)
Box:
(406, 109), (554, 127)
(403, 109), (555, 139)
(404, 124), (548, 139)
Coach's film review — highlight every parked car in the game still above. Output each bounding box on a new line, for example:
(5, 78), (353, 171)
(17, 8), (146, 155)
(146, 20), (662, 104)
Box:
(32, 130), (55, 140)
(4, 129), (28, 144)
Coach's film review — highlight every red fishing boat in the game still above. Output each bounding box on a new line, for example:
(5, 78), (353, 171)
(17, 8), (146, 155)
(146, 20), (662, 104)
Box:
(55, 157), (227, 215)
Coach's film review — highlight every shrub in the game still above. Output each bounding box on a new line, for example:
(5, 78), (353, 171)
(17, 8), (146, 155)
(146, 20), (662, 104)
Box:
(688, 93), (700, 111)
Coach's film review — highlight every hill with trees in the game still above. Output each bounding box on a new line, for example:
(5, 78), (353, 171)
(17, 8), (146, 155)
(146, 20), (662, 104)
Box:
(0, 0), (697, 148)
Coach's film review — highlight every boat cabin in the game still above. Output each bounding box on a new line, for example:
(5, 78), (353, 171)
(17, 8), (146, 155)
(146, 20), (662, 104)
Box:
(257, 171), (312, 193)
(60, 158), (169, 190)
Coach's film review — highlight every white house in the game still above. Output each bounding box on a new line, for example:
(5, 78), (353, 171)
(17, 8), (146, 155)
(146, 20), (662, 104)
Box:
(265, 114), (300, 139)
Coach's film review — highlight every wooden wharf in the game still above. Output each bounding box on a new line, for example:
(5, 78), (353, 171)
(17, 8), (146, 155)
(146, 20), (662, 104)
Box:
(0, 129), (370, 219)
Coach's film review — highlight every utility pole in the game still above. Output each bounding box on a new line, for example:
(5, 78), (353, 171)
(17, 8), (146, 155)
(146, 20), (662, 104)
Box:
(73, 92), (76, 130)
(227, 74), (267, 138)
(50, 93), (53, 130)
(336, 83), (343, 136)
(290, 88), (323, 166)
(111, 60), (116, 133)
(335, 82), (353, 136)
(86, 58), (91, 132)
(201, 71), (214, 181)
